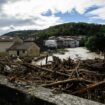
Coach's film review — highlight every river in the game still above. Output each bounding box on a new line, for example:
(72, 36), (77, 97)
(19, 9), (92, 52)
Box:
(33, 47), (104, 65)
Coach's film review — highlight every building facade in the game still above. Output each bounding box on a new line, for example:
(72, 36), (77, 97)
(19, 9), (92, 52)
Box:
(45, 40), (57, 48)
(7, 42), (40, 57)
(45, 36), (82, 48)
(0, 36), (16, 52)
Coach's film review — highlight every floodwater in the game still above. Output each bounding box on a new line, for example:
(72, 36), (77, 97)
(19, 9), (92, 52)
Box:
(34, 47), (104, 65)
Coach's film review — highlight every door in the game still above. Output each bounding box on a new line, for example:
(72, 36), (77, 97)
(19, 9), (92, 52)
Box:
(17, 50), (19, 56)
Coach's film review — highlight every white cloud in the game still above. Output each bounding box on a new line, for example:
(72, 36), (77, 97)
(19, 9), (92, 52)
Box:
(0, 15), (61, 35)
(88, 7), (105, 20)
(0, 0), (105, 35)
(2, 0), (105, 18)
(12, 15), (61, 30)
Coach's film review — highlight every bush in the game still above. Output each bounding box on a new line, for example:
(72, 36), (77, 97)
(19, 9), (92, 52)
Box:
(85, 34), (105, 53)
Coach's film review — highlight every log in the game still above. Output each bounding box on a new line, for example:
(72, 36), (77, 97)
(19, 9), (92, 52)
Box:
(42, 78), (94, 87)
(23, 63), (69, 78)
(69, 61), (81, 78)
(72, 80), (105, 95)
(66, 69), (98, 74)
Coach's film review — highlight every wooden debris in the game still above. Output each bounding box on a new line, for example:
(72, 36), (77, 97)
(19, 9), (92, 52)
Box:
(72, 80), (105, 95)
(42, 78), (94, 87)
(23, 63), (69, 78)
(0, 56), (105, 104)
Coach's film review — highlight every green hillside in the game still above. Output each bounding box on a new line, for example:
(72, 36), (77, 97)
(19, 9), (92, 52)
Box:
(3, 22), (105, 39)
(3, 30), (38, 39)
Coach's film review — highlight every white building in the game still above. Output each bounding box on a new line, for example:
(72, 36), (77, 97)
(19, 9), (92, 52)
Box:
(45, 36), (83, 48)
(45, 40), (57, 48)
(63, 38), (75, 47)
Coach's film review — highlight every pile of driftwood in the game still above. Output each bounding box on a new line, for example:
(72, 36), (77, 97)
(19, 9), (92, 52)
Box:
(0, 56), (105, 104)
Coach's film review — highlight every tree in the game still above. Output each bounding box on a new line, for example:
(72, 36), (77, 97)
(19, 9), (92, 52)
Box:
(85, 34), (105, 58)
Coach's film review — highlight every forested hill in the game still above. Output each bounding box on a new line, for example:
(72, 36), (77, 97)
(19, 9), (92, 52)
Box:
(3, 22), (105, 39)
(3, 30), (38, 39)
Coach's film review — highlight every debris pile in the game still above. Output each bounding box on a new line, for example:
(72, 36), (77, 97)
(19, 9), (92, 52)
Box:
(0, 56), (105, 104)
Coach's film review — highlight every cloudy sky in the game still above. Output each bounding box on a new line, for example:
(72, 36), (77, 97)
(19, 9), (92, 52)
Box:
(0, 0), (105, 35)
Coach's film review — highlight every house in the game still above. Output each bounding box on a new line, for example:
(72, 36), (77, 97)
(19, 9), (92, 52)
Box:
(0, 36), (16, 52)
(62, 36), (81, 47)
(56, 37), (64, 48)
(45, 36), (83, 48)
(45, 40), (57, 48)
(7, 42), (40, 57)
(63, 38), (76, 47)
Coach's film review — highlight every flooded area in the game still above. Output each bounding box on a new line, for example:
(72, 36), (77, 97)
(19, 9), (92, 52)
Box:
(35, 47), (104, 65)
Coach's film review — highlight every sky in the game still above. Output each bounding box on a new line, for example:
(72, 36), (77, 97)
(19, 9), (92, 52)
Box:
(0, 0), (105, 35)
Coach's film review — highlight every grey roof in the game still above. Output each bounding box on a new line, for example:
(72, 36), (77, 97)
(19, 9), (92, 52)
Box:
(0, 36), (16, 42)
(7, 42), (40, 51)
(24, 37), (35, 42)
